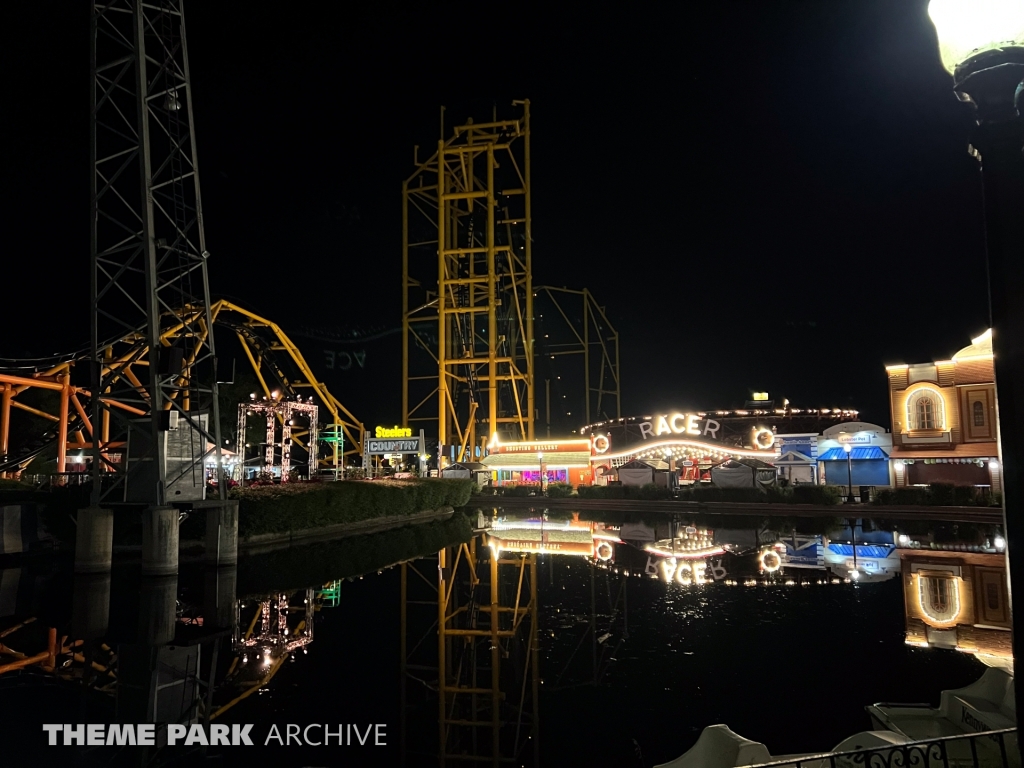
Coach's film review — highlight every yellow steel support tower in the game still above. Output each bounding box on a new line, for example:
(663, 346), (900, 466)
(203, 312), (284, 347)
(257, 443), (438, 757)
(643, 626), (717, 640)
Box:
(535, 286), (621, 427)
(403, 102), (534, 463)
(400, 531), (540, 767)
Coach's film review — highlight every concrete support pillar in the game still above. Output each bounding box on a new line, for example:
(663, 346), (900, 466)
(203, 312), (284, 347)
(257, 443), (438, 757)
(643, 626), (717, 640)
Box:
(72, 572), (111, 641)
(204, 500), (239, 567)
(138, 576), (178, 646)
(75, 506), (113, 574)
(141, 505), (178, 577)
(203, 566), (237, 630)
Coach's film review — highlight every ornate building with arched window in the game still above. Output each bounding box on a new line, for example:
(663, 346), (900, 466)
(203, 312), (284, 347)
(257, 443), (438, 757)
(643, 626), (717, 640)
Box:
(885, 330), (1000, 492)
(901, 549), (1011, 668)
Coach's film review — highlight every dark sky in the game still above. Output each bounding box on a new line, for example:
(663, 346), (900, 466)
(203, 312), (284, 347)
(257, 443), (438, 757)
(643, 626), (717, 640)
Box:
(7, 1), (991, 427)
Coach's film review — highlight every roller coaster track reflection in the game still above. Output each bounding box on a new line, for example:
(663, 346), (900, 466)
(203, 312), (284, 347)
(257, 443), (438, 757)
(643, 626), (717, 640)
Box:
(0, 300), (364, 478)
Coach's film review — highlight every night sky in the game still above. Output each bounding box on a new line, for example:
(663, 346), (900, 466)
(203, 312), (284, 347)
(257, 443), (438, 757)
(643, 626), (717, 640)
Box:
(8, 1), (991, 428)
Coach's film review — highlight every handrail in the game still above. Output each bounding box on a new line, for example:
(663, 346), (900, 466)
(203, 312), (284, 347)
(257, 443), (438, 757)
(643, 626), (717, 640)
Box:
(742, 727), (1018, 768)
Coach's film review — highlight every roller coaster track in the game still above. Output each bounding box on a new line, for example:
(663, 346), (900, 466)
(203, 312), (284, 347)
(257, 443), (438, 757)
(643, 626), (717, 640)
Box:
(0, 300), (364, 478)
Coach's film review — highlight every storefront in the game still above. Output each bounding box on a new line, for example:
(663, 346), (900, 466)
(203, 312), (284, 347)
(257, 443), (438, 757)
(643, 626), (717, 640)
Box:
(816, 422), (893, 488)
(481, 435), (593, 487)
(773, 433), (819, 485)
(886, 330), (1000, 491)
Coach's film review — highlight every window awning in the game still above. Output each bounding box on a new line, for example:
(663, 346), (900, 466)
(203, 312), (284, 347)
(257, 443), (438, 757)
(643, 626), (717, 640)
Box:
(818, 447), (889, 461)
(828, 543), (894, 559)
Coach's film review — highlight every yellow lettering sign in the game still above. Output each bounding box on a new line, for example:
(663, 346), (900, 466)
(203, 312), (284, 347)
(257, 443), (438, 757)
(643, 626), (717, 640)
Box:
(375, 425), (413, 438)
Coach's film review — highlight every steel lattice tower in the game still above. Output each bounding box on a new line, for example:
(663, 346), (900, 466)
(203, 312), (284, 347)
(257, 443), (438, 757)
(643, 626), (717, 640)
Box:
(403, 103), (535, 462)
(90, 0), (223, 504)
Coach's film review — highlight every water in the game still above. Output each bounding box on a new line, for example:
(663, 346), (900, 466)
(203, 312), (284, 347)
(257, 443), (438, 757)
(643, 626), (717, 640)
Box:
(0, 508), (994, 767)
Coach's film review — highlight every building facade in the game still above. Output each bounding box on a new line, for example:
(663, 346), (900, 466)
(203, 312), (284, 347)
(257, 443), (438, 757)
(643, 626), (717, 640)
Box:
(901, 549), (1011, 668)
(816, 422), (893, 489)
(481, 436), (594, 487)
(886, 330), (1000, 491)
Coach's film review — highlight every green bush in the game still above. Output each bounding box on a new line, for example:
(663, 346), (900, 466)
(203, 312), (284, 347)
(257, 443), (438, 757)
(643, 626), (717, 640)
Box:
(952, 485), (979, 506)
(894, 487), (930, 506)
(500, 484), (542, 497)
(229, 478), (473, 539)
(929, 483), (955, 506)
(545, 482), (575, 498)
(791, 485), (841, 506)
(637, 483), (673, 500)
(680, 486), (766, 504)
(873, 484), (988, 507)
(235, 513), (474, 596)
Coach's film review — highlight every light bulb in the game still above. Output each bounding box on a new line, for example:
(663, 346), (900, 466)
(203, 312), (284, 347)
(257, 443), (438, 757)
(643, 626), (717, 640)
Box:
(928, 0), (1024, 75)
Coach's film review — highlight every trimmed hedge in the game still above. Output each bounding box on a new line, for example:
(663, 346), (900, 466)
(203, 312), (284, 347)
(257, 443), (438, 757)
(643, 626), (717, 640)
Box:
(874, 483), (999, 507)
(234, 512), (474, 596)
(574, 484), (840, 505)
(577, 484), (674, 500)
(545, 482), (575, 498)
(228, 478), (473, 539)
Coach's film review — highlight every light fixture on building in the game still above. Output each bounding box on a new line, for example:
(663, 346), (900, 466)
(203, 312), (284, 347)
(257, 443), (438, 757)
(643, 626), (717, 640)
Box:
(928, 0), (1023, 77)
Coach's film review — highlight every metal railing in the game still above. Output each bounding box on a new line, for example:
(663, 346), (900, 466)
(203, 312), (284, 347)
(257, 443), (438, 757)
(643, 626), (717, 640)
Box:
(743, 728), (1018, 768)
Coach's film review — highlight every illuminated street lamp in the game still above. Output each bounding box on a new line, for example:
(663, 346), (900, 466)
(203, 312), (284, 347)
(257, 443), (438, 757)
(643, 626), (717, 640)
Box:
(537, 452), (547, 495)
(927, 0), (1023, 706)
(843, 442), (854, 502)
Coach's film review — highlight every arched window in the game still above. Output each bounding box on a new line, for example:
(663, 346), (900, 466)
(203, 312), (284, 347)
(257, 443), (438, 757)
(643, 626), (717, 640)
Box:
(918, 572), (961, 625)
(916, 397), (935, 430)
(907, 389), (945, 431)
(973, 400), (985, 427)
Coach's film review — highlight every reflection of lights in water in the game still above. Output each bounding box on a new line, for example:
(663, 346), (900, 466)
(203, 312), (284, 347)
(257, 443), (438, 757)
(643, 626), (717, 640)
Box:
(759, 549), (781, 573)
(850, 570), (860, 580)
(675, 561), (691, 585)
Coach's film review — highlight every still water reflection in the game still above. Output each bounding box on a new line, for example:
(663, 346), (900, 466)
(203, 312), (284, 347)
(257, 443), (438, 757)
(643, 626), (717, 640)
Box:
(0, 507), (1003, 767)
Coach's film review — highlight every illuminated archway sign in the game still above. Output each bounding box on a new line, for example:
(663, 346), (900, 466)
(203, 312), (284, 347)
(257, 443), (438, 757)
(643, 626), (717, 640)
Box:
(634, 412), (776, 451)
(639, 412), (720, 440)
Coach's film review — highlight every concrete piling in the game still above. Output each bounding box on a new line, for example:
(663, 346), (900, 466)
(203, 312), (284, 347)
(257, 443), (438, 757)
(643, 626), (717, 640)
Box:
(204, 500), (239, 567)
(141, 505), (179, 576)
(74, 506), (114, 574)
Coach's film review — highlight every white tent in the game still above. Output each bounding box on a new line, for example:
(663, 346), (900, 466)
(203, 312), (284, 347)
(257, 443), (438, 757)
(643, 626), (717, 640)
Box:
(617, 459), (667, 487)
(710, 459), (777, 489)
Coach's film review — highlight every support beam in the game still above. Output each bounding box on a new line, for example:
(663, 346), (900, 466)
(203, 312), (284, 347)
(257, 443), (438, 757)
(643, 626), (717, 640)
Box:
(404, 103), (534, 457)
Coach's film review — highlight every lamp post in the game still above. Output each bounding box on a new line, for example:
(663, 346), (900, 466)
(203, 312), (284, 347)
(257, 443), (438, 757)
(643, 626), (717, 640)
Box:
(844, 442), (854, 503)
(927, 0), (1023, 706)
(538, 452), (547, 495)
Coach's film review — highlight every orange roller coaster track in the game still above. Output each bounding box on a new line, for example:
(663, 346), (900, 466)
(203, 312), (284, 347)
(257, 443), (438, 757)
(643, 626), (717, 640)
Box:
(0, 300), (365, 480)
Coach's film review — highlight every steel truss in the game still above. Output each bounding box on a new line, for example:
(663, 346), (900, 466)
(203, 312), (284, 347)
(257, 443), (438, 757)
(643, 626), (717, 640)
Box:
(403, 102), (535, 464)
(401, 532), (540, 767)
(237, 399), (318, 481)
(0, 299), (364, 480)
(90, 0), (222, 504)
(534, 287), (620, 434)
